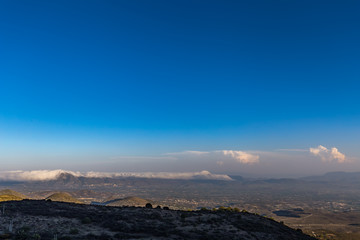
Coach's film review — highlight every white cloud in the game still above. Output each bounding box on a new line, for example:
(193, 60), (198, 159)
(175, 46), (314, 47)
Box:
(330, 147), (346, 163)
(166, 150), (260, 165)
(0, 169), (233, 181)
(309, 145), (346, 163)
(218, 150), (259, 164)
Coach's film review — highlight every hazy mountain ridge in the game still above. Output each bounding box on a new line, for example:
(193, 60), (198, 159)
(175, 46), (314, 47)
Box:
(301, 171), (360, 183)
(2, 170), (359, 186)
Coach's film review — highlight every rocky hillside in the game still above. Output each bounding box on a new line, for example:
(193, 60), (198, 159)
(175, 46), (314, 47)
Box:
(0, 189), (27, 202)
(0, 200), (316, 240)
(45, 192), (84, 204)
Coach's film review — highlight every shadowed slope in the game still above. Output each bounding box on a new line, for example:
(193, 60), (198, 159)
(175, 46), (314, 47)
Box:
(0, 200), (316, 240)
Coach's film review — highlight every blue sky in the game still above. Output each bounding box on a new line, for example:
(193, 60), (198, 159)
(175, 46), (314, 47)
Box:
(0, 1), (359, 176)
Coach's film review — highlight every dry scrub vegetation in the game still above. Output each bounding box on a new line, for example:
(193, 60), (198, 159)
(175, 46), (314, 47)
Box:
(0, 200), (316, 240)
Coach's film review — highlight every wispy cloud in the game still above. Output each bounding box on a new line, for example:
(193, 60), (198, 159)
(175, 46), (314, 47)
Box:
(309, 145), (346, 163)
(109, 156), (177, 161)
(218, 150), (259, 164)
(166, 150), (259, 165)
(165, 151), (209, 156)
(275, 149), (308, 152)
(0, 170), (233, 181)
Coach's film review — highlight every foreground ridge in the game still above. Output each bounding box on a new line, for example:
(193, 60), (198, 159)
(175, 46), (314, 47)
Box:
(0, 200), (316, 240)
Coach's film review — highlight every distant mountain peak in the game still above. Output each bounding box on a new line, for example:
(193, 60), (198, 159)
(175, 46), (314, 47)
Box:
(57, 172), (77, 180)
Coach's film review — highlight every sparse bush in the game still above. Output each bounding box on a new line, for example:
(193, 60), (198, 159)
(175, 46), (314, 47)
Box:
(81, 216), (92, 224)
(0, 234), (12, 239)
(145, 203), (152, 209)
(15, 226), (31, 240)
(58, 236), (71, 240)
(32, 233), (41, 240)
(148, 211), (162, 220)
(86, 233), (97, 239)
(39, 231), (53, 239)
(99, 233), (112, 240)
(69, 228), (79, 235)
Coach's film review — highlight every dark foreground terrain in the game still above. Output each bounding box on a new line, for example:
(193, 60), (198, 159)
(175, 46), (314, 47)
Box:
(3, 171), (360, 239)
(0, 200), (315, 240)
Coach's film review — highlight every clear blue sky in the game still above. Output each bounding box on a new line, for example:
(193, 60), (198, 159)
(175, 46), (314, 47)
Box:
(0, 1), (359, 176)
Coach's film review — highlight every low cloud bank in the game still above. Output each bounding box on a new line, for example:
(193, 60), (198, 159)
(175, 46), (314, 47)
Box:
(0, 170), (233, 182)
(310, 145), (346, 163)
